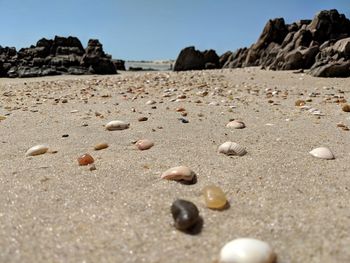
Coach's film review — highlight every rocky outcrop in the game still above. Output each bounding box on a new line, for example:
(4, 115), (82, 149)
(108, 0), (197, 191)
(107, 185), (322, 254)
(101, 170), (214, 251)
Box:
(174, 46), (220, 71)
(0, 36), (117, 78)
(216, 9), (350, 77)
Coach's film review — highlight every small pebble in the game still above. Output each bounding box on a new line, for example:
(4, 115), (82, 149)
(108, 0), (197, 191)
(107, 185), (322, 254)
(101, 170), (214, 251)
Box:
(342, 104), (350, 112)
(77, 153), (94, 166)
(105, 120), (129, 131)
(89, 164), (97, 171)
(94, 143), (109, 150)
(219, 238), (276, 263)
(146, 100), (156, 105)
(295, 99), (306, 106)
(135, 139), (154, 150)
(179, 118), (189, 123)
(203, 185), (227, 210)
(62, 134), (69, 138)
(138, 116), (148, 122)
(171, 199), (200, 231)
(309, 147), (335, 160)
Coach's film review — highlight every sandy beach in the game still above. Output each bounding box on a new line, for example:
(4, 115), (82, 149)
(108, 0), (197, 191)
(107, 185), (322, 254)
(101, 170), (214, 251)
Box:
(1, 68), (350, 262)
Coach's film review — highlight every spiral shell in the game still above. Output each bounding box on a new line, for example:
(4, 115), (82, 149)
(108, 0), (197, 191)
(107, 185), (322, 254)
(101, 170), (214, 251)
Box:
(218, 142), (247, 156)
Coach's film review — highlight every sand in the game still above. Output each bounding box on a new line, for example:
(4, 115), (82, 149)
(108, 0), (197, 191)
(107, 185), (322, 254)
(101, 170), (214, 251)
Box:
(0, 68), (349, 262)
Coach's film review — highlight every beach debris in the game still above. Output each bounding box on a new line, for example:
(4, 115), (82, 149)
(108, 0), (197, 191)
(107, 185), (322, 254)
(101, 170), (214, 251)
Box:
(218, 142), (247, 156)
(62, 134), (69, 138)
(161, 166), (195, 182)
(178, 117), (189, 123)
(25, 144), (49, 157)
(176, 107), (186, 112)
(105, 120), (129, 131)
(89, 164), (97, 171)
(171, 199), (200, 231)
(342, 104), (350, 112)
(203, 185), (228, 210)
(309, 147), (335, 160)
(295, 99), (306, 106)
(138, 116), (148, 122)
(219, 238), (276, 263)
(94, 143), (109, 150)
(77, 153), (95, 165)
(337, 122), (349, 131)
(0, 115), (6, 121)
(226, 120), (245, 129)
(146, 100), (156, 105)
(135, 139), (154, 150)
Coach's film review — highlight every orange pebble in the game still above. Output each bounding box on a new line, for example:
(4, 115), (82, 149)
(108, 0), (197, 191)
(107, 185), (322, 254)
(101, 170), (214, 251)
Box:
(203, 185), (227, 209)
(77, 153), (94, 166)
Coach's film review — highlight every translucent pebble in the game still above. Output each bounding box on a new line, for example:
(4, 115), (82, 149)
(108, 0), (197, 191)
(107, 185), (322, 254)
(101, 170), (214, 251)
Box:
(25, 145), (49, 157)
(94, 143), (109, 150)
(171, 199), (199, 231)
(203, 185), (227, 209)
(220, 238), (276, 263)
(77, 153), (94, 165)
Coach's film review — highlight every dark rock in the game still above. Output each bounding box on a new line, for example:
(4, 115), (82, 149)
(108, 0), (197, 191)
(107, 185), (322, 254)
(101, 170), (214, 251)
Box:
(174, 46), (205, 71)
(310, 61), (350, 77)
(203, 49), (220, 68)
(219, 51), (233, 68)
(112, 59), (126, 70)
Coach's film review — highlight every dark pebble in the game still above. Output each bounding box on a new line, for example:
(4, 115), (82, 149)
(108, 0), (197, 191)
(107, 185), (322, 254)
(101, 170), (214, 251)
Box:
(171, 199), (199, 231)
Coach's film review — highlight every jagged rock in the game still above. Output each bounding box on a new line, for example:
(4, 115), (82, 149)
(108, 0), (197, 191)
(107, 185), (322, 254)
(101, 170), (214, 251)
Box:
(310, 61), (350, 77)
(112, 59), (126, 70)
(174, 46), (205, 71)
(0, 36), (117, 77)
(219, 51), (233, 68)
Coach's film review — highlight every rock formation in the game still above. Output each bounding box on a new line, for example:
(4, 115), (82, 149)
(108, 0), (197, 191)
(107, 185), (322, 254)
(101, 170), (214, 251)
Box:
(174, 9), (350, 77)
(0, 36), (117, 78)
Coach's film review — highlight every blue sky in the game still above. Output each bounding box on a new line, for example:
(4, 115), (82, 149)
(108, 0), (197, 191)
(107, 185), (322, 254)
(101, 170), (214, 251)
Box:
(0, 0), (349, 60)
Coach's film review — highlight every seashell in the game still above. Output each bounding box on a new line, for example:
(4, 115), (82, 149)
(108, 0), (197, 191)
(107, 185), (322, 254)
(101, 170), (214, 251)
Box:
(171, 199), (200, 231)
(295, 99), (306, 106)
(309, 147), (334, 160)
(94, 143), (109, 150)
(161, 166), (195, 182)
(218, 142), (247, 156)
(25, 144), (49, 157)
(226, 120), (245, 129)
(135, 139), (154, 150)
(203, 185), (227, 210)
(219, 238), (276, 263)
(77, 153), (95, 165)
(105, 120), (129, 131)
(146, 100), (156, 105)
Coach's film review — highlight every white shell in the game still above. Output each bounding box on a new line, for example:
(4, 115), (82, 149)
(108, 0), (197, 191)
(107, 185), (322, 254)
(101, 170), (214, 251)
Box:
(226, 120), (246, 129)
(218, 142), (247, 156)
(220, 238), (276, 263)
(161, 166), (195, 181)
(105, 120), (130, 131)
(25, 144), (49, 157)
(309, 147), (334, 160)
(146, 100), (156, 105)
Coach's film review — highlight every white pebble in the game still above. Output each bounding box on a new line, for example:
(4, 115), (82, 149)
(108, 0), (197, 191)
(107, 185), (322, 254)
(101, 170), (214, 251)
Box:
(220, 238), (276, 263)
(105, 120), (130, 131)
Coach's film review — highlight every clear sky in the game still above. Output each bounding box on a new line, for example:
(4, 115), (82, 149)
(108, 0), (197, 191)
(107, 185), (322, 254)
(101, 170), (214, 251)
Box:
(0, 0), (349, 60)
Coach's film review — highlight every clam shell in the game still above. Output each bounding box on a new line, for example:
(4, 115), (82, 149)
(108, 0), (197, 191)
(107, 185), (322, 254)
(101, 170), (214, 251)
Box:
(135, 139), (154, 150)
(220, 238), (276, 263)
(309, 147), (334, 160)
(218, 142), (246, 156)
(161, 166), (195, 182)
(25, 144), (49, 157)
(226, 120), (245, 129)
(105, 120), (129, 131)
